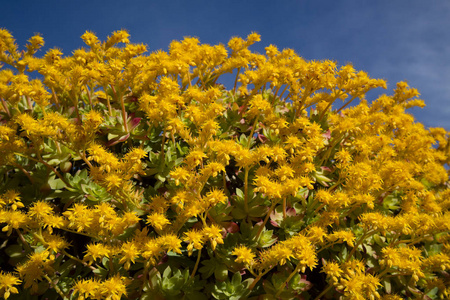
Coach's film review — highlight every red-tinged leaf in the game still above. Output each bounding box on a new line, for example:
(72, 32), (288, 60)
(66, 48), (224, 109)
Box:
(128, 117), (141, 131)
(286, 207), (297, 217)
(258, 133), (267, 143)
(105, 133), (130, 147)
(322, 129), (331, 139)
(224, 222), (239, 233)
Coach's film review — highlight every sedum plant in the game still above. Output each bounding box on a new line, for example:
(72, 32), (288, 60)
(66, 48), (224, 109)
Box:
(0, 28), (450, 300)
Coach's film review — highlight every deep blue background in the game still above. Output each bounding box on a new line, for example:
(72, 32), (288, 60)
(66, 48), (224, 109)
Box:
(2, 0), (449, 129)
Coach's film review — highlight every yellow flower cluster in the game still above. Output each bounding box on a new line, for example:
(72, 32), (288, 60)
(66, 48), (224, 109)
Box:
(1, 28), (449, 299)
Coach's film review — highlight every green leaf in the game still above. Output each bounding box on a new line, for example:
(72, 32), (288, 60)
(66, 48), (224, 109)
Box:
(248, 205), (268, 218)
(236, 188), (244, 199)
(231, 272), (241, 286)
(231, 207), (246, 220)
(383, 278), (392, 294)
(258, 229), (278, 248)
(163, 265), (172, 278)
(214, 264), (229, 282)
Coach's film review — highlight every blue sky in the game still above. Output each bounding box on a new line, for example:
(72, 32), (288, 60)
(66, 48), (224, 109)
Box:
(2, 0), (450, 129)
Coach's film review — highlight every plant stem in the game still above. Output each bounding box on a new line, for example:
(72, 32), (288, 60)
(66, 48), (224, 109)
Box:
(248, 116), (259, 148)
(43, 274), (68, 300)
(248, 274), (262, 291)
(275, 264), (302, 297)
(26, 96), (33, 111)
(336, 95), (357, 113)
(191, 249), (202, 278)
(111, 85), (128, 132)
(222, 170), (228, 195)
(15, 229), (32, 252)
(244, 167), (249, 214)
(62, 250), (97, 271)
(346, 229), (377, 262)
(160, 129), (166, 166)
(51, 87), (60, 108)
(278, 85), (288, 100)
(248, 268), (272, 291)
(314, 284), (333, 300)
(233, 68), (241, 94)
(256, 201), (277, 240)
(11, 162), (34, 184)
(1, 98), (11, 117)
(39, 158), (72, 188)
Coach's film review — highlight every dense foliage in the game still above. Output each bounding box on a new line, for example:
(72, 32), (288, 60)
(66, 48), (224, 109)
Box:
(1, 29), (450, 299)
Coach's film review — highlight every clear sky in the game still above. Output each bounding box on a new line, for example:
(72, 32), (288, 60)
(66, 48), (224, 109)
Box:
(2, 0), (450, 129)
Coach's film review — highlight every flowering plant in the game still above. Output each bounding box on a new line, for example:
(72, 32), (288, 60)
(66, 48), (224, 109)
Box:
(0, 29), (449, 300)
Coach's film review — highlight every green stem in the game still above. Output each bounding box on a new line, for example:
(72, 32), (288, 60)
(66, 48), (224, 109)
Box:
(377, 268), (390, 278)
(1, 98), (11, 118)
(51, 87), (60, 108)
(111, 85), (128, 133)
(336, 95), (357, 113)
(244, 167), (249, 214)
(248, 268), (272, 291)
(107, 241), (115, 276)
(223, 170), (228, 195)
(278, 85), (288, 100)
(26, 96), (33, 111)
(191, 249), (202, 278)
(318, 134), (343, 167)
(318, 101), (333, 122)
(248, 274), (263, 291)
(43, 274), (68, 299)
(275, 264), (302, 297)
(248, 115), (260, 148)
(15, 229), (32, 252)
(61, 250), (97, 271)
(314, 284), (333, 300)
(233, 68), (241, 94)
(255, 201), (277, 240)
(39, 158), (73, 188)
(346, 229), (377, 262)
(160, 129), (166, 166)
(11, 162), (34, 184)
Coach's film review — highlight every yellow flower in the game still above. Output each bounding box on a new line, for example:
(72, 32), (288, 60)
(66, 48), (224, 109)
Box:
(0, 190), (23, 210)
(28, 200), (53, 219)
(0, 271), (21, 299)
(73, 278), (102, 300)
(42, 232), (70, 253)
(184, 229), (205, 256)
(81, 30), (100, 48)
(100, 274), (128, 300)
(146, 212), (170, 231)
(84, 243), (111, 265)
(16, 250), (54, 291)
(271, 245), (293, 266)
(170, 166), (191, 186)
(327, 230), (356, 247)
(203, 188), (228, 206)
(159, 234), (183, 254)
(142, 238), (163, 262)
(202, 224), (224, 250)
(82, 110), (103, 132)
(338, 273), (381, 300)
(201, 162), (225, 178)
(63, 203), (94, 232)
(232, 245), (255, 265)
(103, 173), (123, 190)
(185, 149), (207, 168)
(322, 261), (343, 282)
(0, 210), (29, 234)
